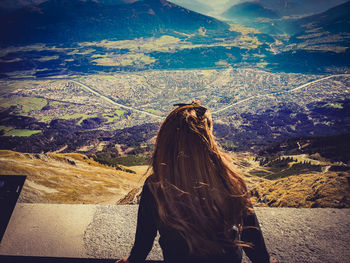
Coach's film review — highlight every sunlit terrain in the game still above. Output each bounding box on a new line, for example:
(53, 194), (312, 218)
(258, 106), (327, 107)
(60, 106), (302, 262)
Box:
(0, 0), (349, 207)
(0, 150), (146, 204)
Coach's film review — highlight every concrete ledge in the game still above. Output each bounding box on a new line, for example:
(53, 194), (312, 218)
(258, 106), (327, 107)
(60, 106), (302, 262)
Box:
(0, 256), (162, 263)
(1, 204), (350, 263)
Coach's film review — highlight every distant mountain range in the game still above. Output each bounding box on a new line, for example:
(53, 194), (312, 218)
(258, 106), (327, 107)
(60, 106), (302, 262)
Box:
(220, 0), (350, 42)
(266, 1), (350, 72)
(1, 0), (348, 45)
(2, 0), (348, 18)
(221, 0), (350, 18)
(0, 0), (348, 73)
(168, 0), (349, 18)
(0, 0), (228, 44)
(292, 1), (350, 35)
(254, 0), (349, 16)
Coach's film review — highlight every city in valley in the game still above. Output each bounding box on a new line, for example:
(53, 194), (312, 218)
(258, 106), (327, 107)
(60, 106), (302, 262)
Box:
(2, 68), (349, 131)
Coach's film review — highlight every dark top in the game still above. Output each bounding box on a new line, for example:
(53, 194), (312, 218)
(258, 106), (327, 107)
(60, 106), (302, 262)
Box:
(128, 182), (270, 263)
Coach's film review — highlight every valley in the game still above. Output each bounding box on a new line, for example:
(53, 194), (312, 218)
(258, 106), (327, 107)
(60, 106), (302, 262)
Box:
(0, 0), (349, 209)
(1, 67), (349, 135)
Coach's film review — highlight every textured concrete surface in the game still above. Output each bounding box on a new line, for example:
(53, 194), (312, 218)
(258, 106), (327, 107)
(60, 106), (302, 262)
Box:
(1, 204), (350, 263)
(0, 203), (95, 258)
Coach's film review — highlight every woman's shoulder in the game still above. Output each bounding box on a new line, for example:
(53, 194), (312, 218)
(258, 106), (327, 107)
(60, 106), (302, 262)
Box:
(143, 175), (154, 188)
(140, 176), (158, 212)
(142, 175), (156, 198)
(144, 174), (159, 188)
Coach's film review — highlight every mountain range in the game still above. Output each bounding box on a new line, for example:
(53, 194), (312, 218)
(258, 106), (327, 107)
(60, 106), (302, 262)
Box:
(168, 0), (349, 18)
(249, 0), (349, 16)
(267, 1), (350, 72)
(0, 0), (228, 45)
(291, 1), (350, 35)
(0, 0), (348, 47)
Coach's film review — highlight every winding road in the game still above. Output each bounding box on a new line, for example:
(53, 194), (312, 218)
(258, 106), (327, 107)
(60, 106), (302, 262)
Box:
(67, 73), (350, 118)
(69, 80), (164, 119)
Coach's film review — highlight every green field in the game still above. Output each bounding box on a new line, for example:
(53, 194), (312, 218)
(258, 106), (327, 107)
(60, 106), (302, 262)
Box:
(92, 154), (151, 167)
(0, 97), (47, 115)
(103, 110), (126, 123)
(0, 126), (41, 136)
(60, 113), (98, 124)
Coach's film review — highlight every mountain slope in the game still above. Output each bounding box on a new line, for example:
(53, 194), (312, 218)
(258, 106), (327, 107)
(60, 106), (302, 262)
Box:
(220, 1), (282, 35)
(168, 0), (212, 15)
(0, 0), (228, 45)
(119, 171), (350, 208)
(266, 1), (350, 72)
(292, 1), (350, 35)
(257, 0), (349, 16)
(0, 150), (145, 204)
(250, 172), (350, 208)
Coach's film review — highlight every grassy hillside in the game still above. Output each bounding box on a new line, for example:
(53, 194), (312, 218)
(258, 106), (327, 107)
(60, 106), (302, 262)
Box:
(250, 172), (350, 208)
(119, 152), (350, 208)
(2, 150), (349, 207)
(0, 150), (146, 204)
(119, 171), (350, 208)
(236, 152), (350, 208)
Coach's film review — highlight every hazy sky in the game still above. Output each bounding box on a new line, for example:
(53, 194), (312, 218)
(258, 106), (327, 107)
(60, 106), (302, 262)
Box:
(168, 0), (244, 15)
(200, 0), (236, 6)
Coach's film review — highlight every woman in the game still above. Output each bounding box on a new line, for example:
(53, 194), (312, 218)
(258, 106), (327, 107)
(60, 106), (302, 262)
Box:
(117, 101), (277, 263)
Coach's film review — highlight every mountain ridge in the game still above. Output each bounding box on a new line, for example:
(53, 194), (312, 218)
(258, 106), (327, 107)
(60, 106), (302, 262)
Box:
(291, 1), (350, 35)
(0, 0), (229, 45)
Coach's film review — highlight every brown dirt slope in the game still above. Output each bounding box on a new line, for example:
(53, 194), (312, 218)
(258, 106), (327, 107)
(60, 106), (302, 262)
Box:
(0, 150), (145, 204)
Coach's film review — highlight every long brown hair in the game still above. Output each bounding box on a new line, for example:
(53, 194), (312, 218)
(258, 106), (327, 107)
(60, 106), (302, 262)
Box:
(147, 101), (252, 256)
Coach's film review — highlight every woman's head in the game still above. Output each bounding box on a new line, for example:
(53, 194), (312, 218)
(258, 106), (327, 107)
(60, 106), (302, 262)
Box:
(152, 100), (216, 183)
(148, 101), (252, 255)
